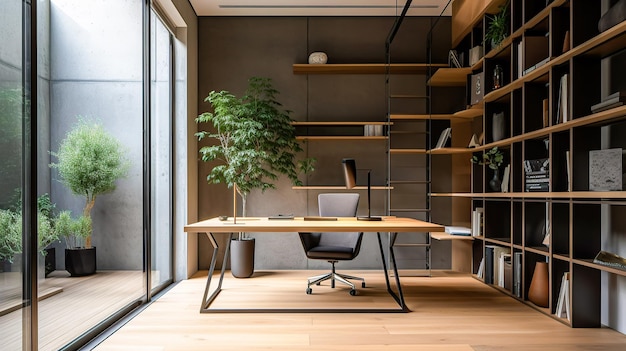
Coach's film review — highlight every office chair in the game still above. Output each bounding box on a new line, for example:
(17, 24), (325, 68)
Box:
(298, 193), (365, 296)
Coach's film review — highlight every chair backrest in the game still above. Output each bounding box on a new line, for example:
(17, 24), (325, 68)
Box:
(317, 193), (362, 255)
(318, 193), (359, 217)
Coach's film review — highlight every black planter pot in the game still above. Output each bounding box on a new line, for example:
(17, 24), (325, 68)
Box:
(65, 247), (96, 277)
(45, 247), (56, 277)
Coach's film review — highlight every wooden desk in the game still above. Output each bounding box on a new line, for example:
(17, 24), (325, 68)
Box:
(184, 216), (444, 313)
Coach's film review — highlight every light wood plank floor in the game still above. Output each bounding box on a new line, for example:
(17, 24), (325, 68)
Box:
(94, 270), (626, 351)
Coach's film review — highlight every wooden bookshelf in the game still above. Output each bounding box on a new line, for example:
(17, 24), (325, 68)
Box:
(452, 0), (626, 329)
(292, 63), (447, 75)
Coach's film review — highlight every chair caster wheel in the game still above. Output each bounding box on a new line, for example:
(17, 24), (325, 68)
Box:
(306, 288), (312, 295)
(350, 289), (357, 296)
(316, 282), (321, 286)
(362, 282), (366, 288)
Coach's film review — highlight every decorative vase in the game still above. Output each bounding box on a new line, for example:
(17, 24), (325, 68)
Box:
(308, 52), (327, 64)
(492, 112), (505, 142)
(489, 169), (502, 192)
(528, 261), (549, 307)
(230, 238), (255, 278)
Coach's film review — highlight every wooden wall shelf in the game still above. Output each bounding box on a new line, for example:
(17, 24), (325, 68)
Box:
(427, 67), (472, 86)
(292, 63), (447, 75)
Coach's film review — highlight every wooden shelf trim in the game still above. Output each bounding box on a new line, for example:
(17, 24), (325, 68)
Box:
(389, 149), (427, 154)
(430, 190), (626, 199)
(431, 232), (474, 241)
(292, 121), (390, 126)
(453, 107), (484, 119)
(292, 186), (392, 190)
(575, 259), (626, 277)
(429, 147), (474, 155)
(389, 114), (455, 120)
(292, 63), (447, 75)
(468, 105), (626, 152)
(427, 67), (472, 86)
(297, 136), (388, 141)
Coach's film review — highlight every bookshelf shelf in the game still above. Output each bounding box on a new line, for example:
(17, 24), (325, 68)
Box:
(292, 63), (447, 75)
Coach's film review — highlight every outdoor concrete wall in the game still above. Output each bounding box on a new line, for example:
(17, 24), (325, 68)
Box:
(196, 16), (453, 271)
(49, 0), (143, 270)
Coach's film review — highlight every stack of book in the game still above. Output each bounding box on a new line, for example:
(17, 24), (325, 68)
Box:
(525, 158), (550, 192)
(591, 91), (625, 114)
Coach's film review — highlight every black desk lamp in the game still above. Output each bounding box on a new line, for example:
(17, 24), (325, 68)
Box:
(342, 158), (382, 221)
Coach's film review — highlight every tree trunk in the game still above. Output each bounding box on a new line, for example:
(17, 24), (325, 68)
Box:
(83, 197), (96, 248)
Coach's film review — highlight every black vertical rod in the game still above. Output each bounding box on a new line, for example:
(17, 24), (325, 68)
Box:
(22, 0), (38, 349)
(367, 170), (372, 218)
(143, 0), (152, 302)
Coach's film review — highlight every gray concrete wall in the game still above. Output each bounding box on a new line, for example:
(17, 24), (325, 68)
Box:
(196, 16), (454, 271)
(49, 0), (143, 270)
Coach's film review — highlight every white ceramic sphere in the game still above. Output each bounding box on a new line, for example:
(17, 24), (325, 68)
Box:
(308, 52), (328, 64)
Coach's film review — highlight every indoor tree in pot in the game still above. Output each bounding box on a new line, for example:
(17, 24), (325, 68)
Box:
(196, 77), (315, 278)
(471, 146), (504, 192)
(50, 119), (130, 276)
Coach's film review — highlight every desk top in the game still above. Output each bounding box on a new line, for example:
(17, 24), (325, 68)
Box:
(184, 216), (444, 233)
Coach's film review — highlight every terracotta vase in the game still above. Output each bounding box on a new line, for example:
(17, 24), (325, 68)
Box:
(528, 261), (549, 307)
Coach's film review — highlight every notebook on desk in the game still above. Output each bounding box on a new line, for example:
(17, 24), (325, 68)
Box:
(303, 216), (338, 221)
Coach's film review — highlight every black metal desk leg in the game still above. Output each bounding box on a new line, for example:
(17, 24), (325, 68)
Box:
(200, 232), (232, 312)
(376, 232), (409, 312)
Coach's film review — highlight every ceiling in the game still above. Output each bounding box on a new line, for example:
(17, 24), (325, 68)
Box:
(187, 0), (453, 17)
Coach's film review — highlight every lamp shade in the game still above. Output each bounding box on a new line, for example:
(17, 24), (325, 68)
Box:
(342, 158), (357, 189)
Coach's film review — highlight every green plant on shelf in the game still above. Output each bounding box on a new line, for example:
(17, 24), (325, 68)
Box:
(471, 146), (504, 170)
(484, 0), (509, 49)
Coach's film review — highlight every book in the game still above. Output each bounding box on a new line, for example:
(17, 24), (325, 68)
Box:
(542, 99), (549, 128)
(472, 207), (484, 237)
(448, 49), (461, 68)
(523, 56), (550, 76)
(566, 150), (572, 191)
(524, 158), (549, 173)
(590, 91), (626, 113)
(493, 246), (510, 288)
(468, 133), (481, 148)
(503, 254), (513, 291)
(434, 127), (451, 149)
(501, 164), (510, 192)
(555, 272), (570, 320)
(513, 252), (522, 297)
(589, 148), (623, 191)
(477, 257), (485, 278)
(445, 226), (472, 236)
(485, 246), (495, 284)
(560, 74), (569, 123)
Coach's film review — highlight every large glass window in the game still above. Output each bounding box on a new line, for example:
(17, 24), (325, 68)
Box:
(0, 0), (25, 349)
(150, 10), (173, 292)
(0, 1), (179, 349)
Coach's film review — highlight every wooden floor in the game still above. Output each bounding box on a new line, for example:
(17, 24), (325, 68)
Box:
(0, 270), (144, 351)
(93, 270), (626, 351)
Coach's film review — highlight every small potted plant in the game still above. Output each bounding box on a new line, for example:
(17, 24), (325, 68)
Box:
(50, 119), (130, 276)
(54, 210), (92, 276)
(484, 1), (509, 50)
(0, 209), (21, 272)
(471, 146), (504, 191)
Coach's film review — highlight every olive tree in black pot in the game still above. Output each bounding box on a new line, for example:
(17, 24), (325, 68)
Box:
(196, 77), (314, 278)
(50, 119), (130, 276)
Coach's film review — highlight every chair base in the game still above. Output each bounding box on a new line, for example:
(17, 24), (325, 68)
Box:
(306, 261), (365, 295)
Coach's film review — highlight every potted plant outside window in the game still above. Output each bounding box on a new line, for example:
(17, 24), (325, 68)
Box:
(50, 119), (130, 276)
(54, 211), (92, 276)
(196, 77), (315, 278)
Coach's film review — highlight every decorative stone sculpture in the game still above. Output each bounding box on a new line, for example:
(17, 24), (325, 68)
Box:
(308, 52), (328, 64)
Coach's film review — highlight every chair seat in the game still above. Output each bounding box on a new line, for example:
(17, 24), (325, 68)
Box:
(307, 246), (354, 260)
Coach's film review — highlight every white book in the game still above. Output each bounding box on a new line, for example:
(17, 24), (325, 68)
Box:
(472, 207), (484, 237)
(434, 127), (451, 149)
(566, 150), (571, 191)
(477, 257), (485, 278)
(561, 74), (568, 123)
(555, 272), (570, 320)
(501, 164), (510, 192)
